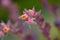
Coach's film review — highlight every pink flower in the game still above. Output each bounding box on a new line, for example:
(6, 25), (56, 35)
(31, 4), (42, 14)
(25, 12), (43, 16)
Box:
(18, 14), (28, 21)
(1, 20), (11, 27)
(28, 9), (35, 16)
(0, 20), (10, 33)
(27, 19), (34, 24)
(24, 7), (35, 17)
(1, 0), (11, 7)
(0, 31), (4, 38)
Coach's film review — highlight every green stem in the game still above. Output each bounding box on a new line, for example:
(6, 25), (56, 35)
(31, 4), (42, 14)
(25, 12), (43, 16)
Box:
(0, 38), (1, 40)
(1, 37), (4, 40)
(0, 37), (4, 40)
(2, 33), (9, 40)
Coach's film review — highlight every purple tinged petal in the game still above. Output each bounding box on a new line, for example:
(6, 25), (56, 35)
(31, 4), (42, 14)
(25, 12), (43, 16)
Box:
(1, 20), (11, 27)
(0, 26), (3, 31)
(1, 21), (6, 27)
(24, 8), (35, 17)
(33, 10), (41, 18)
(27, 19), (35, 24)
(36, 10), (41, 15)
(32, 6), (35, 11)
(7, 20), (11, 27)
(24, 9), (30, 16)
(24, 9), (28, 13)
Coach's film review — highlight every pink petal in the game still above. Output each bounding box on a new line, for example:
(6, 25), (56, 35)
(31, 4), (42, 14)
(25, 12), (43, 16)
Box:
(29, 9), (35, 16)
(27, 19), (34, 24)
(0, 31), (4, 38)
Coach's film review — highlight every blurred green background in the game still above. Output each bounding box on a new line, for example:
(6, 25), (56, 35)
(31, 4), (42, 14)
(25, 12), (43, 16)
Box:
(0, 0), (60, 40)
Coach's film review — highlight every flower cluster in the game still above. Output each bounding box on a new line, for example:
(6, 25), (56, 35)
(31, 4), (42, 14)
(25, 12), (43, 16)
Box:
(19, 7), (42, 25)
(1, 0), (60, 40)
(19, 7), (52, 40)
(0, 7), (51, 40)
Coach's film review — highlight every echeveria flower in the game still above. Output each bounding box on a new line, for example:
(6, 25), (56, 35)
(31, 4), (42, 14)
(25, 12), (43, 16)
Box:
(1, 20), (11, 27)
(0, 20), (10, 33)
(20, 14), (28, 20)
(3, 26), (10, 33)
(28, 9), (35, 16)
(24, 7), (35, 17)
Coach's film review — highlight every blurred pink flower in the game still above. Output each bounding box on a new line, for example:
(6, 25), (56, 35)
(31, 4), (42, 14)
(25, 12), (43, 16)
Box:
(1, 20), (11, 27)
(24, 7), (35, 17)
(8, 4), (19, 22)
(0, 31), (4, 38)
(28, 9), (35, 16)
(0, 20), (10, 33)
(27, 19), (34, 24)
(18, 14), (28, 21)
(1, 0), (19, 22)
(1, 0), (11, 7)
